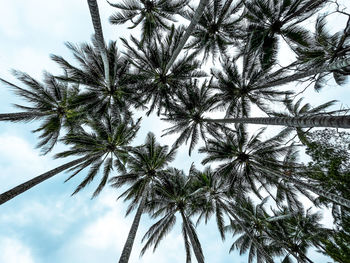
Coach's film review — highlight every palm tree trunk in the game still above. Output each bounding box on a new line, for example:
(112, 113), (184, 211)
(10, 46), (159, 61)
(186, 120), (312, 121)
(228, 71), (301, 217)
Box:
(203, 115), (350, 128)
(0, 111), (47, 121)
(225, 207), (274, 263)
(118, 195), (146, 263)
(180, 210), (204, 263)
(165, 0), (209, 72)
(0, 157), (86, 205)
(86, 0), (111, 88)
(259, 57), (350, 89)
(264, 171), (350, 209)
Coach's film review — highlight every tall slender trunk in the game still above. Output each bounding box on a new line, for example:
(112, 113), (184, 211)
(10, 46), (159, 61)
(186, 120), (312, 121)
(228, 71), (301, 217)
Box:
(118, 195), (147, 263)
(225, 207), (275, 263)
(203, 115), (350, 128)
(259, 57), (350, 89)
(86, 0), (111, 88)
(165, 0), (209, 72)
(0, 112), (48, 121)
(264, 170), (350, 209)
(0, 157), (86, 205)
(180, 210), (205, 263)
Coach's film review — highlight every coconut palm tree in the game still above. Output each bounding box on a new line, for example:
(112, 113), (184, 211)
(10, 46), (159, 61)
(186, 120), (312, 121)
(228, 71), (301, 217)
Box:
(109, 132), (177, 263)
(51, 40), (142, 116)
(271, 97), (339, 145)
(226, 197), (289, 263)
(56, 112), (140, 197)
(272, 145), (314, 212)
(199, 124), (350, 208)
(161, 79), (222, 155)
(121, 26), (205, 115)
(189, 166), (230, 240)
(0, 71), (84, 154)
(141, 168), (205, 263)
(199, 124), (289, 197)
(295, 14), (350, 90)
(267, 207), (330, 263)
(183, 0), (244, 62)
(243, 0), (327, 66)
(0, 112), (140, 205)
(159, 68), (350, 131)
(211, 54), (293, 117)
(189, 166), (275, 263)
(108, 0), (189, 43)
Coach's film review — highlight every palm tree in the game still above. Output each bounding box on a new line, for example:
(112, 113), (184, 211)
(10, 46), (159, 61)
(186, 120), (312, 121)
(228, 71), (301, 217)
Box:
(211, 55), (293, 117)
(109, 132), (177, 263)
(51, 40), (142, 116)
(158, 70), (350, 130)
(161, 79), (222, 155)
(189, 166), (275, 262)
(189, 166), (229, 240)
(199, 124), (289, 197)
(225, 197), (288, 263)
(0, 112), (140, 205)
(141, 168), (205, 263)
(271, 97), (339, 145)
(295, 14), (350, 90)
(268, 207), (329, 263)
(0, 71), (84, 154)
(199, 125), (350, 208)
(86, 0), (110, 88)
(121, 26), (205, 115)
(183, 0), (243, 62)
(243, 0), (326, 66)
(108, 0), (188, 43)
(272, 145), (314, 212)
(56, 112), (140, 197)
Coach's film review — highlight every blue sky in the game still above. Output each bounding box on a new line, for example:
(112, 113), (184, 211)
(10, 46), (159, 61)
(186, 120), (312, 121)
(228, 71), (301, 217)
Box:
(0, 0), (349, 262)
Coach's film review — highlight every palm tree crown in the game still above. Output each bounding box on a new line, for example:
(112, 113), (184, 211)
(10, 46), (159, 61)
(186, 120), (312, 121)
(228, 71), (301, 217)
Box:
(51, 40), (142, 116)
(0, 71), (83, 154)
(109, 0), (188, 42)
(122, 26), (206, 115)
(184, 0), (243, 62)
(56, 112), (140, 197)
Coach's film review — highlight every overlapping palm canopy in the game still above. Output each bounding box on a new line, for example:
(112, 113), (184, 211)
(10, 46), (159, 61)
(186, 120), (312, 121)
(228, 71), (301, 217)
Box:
(1, 0), (350, 262)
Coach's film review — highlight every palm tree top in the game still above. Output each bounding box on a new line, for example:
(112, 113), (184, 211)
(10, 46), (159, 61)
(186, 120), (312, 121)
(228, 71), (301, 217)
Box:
(184, 0), (244, 62)
(51, 39), (143, 116)
(121, 26), (206, 115)
(161, 78), (224, 154)
(0, 70), (84, 154)
(55, 113), (141, 197)
(212, 55), (293, 117)
(108, 0), (188, 42)
(109, 132), (177, 205)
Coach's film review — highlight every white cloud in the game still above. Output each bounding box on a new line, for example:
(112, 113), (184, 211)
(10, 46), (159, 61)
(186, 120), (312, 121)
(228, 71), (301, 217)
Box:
(0, 238), (35, 263)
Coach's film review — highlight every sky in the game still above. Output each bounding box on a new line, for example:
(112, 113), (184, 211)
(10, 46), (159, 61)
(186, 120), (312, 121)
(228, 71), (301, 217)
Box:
(0, 0), (349, 263)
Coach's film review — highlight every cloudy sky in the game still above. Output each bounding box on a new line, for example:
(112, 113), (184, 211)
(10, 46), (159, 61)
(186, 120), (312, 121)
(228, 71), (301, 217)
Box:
(0, 0), (349, 262)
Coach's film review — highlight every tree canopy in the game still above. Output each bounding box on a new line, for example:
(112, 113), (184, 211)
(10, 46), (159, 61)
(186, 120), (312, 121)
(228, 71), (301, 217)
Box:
(1, 0), (350, 262)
